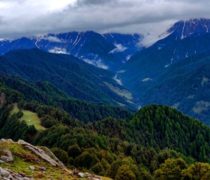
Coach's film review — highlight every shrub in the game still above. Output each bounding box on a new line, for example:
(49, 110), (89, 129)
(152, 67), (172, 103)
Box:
(51, 147), (69, 164)
(91, 162), (105, 175)
(68, 144), (81, 158)
(75, 151), (99, 169)
(115, 165), (136, 180)
(181, 162), (210, 179)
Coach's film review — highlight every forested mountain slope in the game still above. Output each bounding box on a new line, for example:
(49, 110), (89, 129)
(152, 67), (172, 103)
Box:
(0, 77), (210, 179)
(0, 49), (135, 108)
(140, 53), (210, 125)
(0, 75), (132, 122)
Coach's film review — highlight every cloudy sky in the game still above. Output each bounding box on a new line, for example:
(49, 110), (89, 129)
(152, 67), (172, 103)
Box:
(0, 0), (209, 40)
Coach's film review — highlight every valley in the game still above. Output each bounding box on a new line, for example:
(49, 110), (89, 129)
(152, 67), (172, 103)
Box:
(0, 17), (210, 179)
(1, 19), (210, 125)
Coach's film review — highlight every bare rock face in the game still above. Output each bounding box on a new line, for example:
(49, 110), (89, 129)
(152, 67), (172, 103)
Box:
(18, 140), (65, 168)
(73, 169), (102, 180)
(0, 167), (32, 180)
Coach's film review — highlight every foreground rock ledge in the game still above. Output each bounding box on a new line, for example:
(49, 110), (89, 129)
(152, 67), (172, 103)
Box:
(0, 139), (105, 180)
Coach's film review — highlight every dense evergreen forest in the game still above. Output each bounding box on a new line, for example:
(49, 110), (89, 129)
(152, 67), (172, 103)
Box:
(0, 75), (132, 122)
(0, 74), (210, 179)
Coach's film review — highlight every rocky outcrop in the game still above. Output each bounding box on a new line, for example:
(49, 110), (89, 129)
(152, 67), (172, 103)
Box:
(73, 169), (102, 180)
(0, 167), (32, 180)
(0, 139), (109, 180)
(17, 140), (65, 168)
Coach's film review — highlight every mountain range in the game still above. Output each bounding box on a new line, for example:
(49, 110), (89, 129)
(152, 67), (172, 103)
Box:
(1, 18), (210, 179)
(0, 32), (142, 71)
(1, 18), (210, 125)
(121, 18), (210, 125)
(0, 19), (210, 124)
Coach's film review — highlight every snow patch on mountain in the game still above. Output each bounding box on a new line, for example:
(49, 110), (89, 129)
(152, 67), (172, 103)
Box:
(142, 78), (152, 82)
(49, 47), (69, 54)
(43, 36), (63, 43)
(164, 64), (170, 68)
(181, 20), (186, 40)
(126, 55), (132, 61)
(83, 58), (109, 70)
(109, 44), (127, 54)
(113, 70), (126, 85)
(113, 74), (123, 85)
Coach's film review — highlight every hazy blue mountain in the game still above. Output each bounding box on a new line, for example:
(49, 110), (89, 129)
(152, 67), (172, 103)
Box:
(141, 52), (210, 125)
(0, 31), (142, 71)
(117, 19), (210, 125)
(1, 19), (210, 124)
(120, 19), (210, 92)
(168, 18), (210, 40)
(103, 33), (142, 62)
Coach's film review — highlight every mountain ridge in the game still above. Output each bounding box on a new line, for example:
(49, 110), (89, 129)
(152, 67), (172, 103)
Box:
(0, 31), (142, 71)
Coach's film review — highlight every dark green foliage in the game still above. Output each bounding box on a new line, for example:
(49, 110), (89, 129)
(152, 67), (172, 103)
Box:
(75, 151), (99, 169)
(68, 144), (81, 158)
(0, 49), (133, 107)
(1, 102), (207, 179)
(0, 74), (210, 179)
(181, 162), (210, 179)
(108, 157), (140, 180)
(130, 105), (210, 162)
(41, 115), (58, 128)
(51, 147), (69, 164)
(0, 106), (37, 142)
(154, 158), (187, 179)
(91, 162), (105, 175)
(115, 165), (136, 180)
(0, 75), (132, 122)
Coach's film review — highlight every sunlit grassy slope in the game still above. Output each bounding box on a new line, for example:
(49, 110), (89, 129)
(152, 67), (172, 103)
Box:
(11, 104), (45, 131)
(0, 140), (111, 180)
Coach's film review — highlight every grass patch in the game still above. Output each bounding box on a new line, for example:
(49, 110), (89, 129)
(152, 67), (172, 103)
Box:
(10, 104), (45, 131)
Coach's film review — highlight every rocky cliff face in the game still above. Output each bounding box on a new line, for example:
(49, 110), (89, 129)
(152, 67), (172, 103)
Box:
(0, 139), (108, 180)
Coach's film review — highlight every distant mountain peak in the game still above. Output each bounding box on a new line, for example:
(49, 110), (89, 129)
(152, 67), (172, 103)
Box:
(168, 18), (210, 40)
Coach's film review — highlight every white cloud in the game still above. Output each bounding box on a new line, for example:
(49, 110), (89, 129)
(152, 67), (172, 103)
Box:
(0, 0), (209, 38)
(41, 36), (63, 43)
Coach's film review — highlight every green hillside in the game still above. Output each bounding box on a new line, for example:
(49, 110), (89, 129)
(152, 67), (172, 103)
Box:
(0, 74), (210, 179)
(0, 75), (132, 123)
(0, 49), (135, 108)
